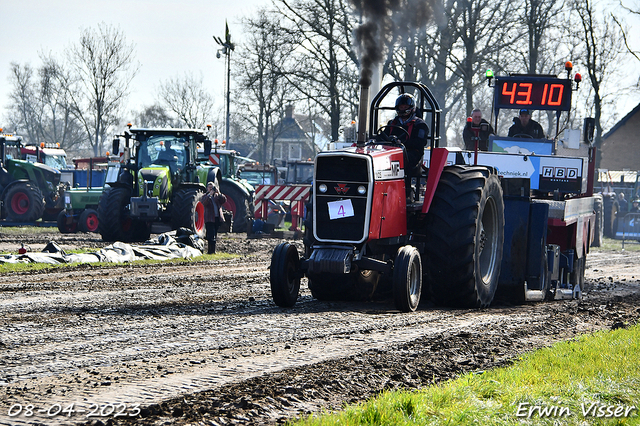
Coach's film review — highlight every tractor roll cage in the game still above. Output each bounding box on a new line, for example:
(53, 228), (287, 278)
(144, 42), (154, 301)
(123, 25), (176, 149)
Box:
(369, 81), (442, 151)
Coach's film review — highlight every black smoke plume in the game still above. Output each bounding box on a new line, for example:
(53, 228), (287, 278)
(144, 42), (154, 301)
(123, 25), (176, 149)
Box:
(351, 0), (435, 86)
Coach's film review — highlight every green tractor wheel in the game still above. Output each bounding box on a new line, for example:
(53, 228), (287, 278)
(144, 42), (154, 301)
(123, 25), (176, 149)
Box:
(4, 182), (45, 222)
(98, 187), (133, 242)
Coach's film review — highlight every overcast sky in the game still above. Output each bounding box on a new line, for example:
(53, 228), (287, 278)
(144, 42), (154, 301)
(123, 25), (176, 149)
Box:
(2, 0), (639, 133)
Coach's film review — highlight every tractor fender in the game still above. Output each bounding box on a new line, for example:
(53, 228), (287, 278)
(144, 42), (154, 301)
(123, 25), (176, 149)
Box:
(0, 179), (31, 201)
(221, 178), (254, 200)
(198, 166), (223, 188)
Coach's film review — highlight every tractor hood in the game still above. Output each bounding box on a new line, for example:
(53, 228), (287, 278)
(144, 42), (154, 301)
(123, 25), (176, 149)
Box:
(138, 166), (171, 199)
(8, 159), (61, 185)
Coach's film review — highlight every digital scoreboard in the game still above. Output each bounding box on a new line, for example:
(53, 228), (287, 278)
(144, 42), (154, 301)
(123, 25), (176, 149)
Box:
(494, 76), (572, 111)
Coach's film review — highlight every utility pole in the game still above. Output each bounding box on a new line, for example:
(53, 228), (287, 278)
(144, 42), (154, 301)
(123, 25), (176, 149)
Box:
(214, 21), (235, 148)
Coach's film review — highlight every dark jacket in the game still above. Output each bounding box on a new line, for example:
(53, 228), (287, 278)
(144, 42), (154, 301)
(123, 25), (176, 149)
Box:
(385, 115), (429, 175)
(463, 119), (495, 151)
(200, 191), (227, 223)
(508, 117), (545, 139)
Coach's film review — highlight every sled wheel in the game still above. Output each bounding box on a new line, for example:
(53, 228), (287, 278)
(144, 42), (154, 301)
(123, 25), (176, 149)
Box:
(270, 242), (301, 307)
(393, 246), (422, 312)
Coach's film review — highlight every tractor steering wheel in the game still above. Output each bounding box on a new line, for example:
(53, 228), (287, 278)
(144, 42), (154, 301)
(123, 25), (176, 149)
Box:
(511, 133), (534, 139)
(372, 125), (410, 145)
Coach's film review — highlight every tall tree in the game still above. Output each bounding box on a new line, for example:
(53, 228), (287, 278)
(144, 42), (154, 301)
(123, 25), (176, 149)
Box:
(573, 0), (627, 167)
(65, 23), (138, 156)
(274, 0), (359, 142)
(7, 61), (85, 152)
(131, 104), (178, 128)
(157, 72), (215, 129)
(236, 10), (295, 163)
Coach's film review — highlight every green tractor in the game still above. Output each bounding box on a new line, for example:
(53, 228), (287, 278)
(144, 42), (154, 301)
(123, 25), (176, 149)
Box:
(97, 127), (221, 242)
(197, 141), (254, 232)
(57, 157), (116, 233)
(0, 132), (66, 222)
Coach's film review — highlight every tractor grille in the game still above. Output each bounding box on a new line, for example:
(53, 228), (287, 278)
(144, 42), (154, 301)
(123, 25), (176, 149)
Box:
(314, 154), (372, 243)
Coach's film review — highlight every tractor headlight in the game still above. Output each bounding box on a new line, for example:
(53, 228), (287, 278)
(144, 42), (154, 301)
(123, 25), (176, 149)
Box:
(64, 195), (71, 204)
(357, 185), (366, 195)
(319, 184), (327, 193)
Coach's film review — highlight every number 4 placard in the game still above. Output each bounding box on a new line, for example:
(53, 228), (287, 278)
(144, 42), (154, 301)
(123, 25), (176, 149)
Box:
(327, 199), (354, 220)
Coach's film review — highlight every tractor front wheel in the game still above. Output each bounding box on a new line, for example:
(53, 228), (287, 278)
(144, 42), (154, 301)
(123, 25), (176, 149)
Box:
(98, 187), (133, 242)
(79, 209), (99, 233)
(57, 210), (77, 233)
(270, 242), (301, 307)
(424, 165), (505, 308)
(393, 246), (422, 312)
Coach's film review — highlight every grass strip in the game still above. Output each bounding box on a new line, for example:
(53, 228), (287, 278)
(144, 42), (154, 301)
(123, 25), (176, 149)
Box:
(294, 324), (640, 425)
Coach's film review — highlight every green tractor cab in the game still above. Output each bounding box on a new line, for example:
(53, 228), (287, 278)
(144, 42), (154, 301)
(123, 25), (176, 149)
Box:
(97, 127), (221, 242)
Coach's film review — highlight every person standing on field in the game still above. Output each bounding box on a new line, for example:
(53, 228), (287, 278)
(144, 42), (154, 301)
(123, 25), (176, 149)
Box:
(200, 182), (226, 254)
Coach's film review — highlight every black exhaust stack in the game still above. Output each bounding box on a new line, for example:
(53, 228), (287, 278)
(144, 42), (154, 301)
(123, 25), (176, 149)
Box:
(357, 85), (369, 147)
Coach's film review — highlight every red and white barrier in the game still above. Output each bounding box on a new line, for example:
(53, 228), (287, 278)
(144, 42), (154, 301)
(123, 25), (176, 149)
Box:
(253, 184), (311, 231)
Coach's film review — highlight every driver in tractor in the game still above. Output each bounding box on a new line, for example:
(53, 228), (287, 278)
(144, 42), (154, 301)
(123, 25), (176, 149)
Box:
(157, 139), (180, 173)
(383, 93), (429, 201)
(508, 108), (544, 138)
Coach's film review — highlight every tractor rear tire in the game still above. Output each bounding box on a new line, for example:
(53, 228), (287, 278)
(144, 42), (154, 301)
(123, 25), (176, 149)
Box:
(393, 246), (422, 312)
(4, 182), (45, 222)
(57, 210), (78, 234)
(270, 242), (301, 307)
(220, 183), (250, 233)
(171, 188), (205, 238)
(79, 209), (99, 233)
(98, 187), (133, 242)
(424, 165), (505, 308)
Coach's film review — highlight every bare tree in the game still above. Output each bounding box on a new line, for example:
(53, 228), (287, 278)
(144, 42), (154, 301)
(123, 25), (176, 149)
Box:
(572, 0), (627, 167)
(273, 0), (359, 142)
(131, 104), (178, 128)
(65, 23), (138, 156)
(157, 72), (215, 129)
(6, 61), (85, 152)
(236, 10), (296, 163)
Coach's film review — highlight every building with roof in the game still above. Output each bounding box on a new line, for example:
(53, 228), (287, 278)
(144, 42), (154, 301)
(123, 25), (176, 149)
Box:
(272, 104), (319, 164)
(600, 103), (640, 171)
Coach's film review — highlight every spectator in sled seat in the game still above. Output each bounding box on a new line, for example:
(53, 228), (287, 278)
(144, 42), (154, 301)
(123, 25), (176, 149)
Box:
(201, 182), (227, 254)
(463, 108), (495, 151)
(384, 93), (429, 200)
(508, 109), (545, 139)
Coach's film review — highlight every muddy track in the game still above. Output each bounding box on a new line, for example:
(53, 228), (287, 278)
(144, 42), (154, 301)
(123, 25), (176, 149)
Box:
(0, 231), (639, 425)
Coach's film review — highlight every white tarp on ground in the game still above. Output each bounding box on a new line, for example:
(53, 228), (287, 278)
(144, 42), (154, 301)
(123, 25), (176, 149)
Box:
(0, 233), (203, 265)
